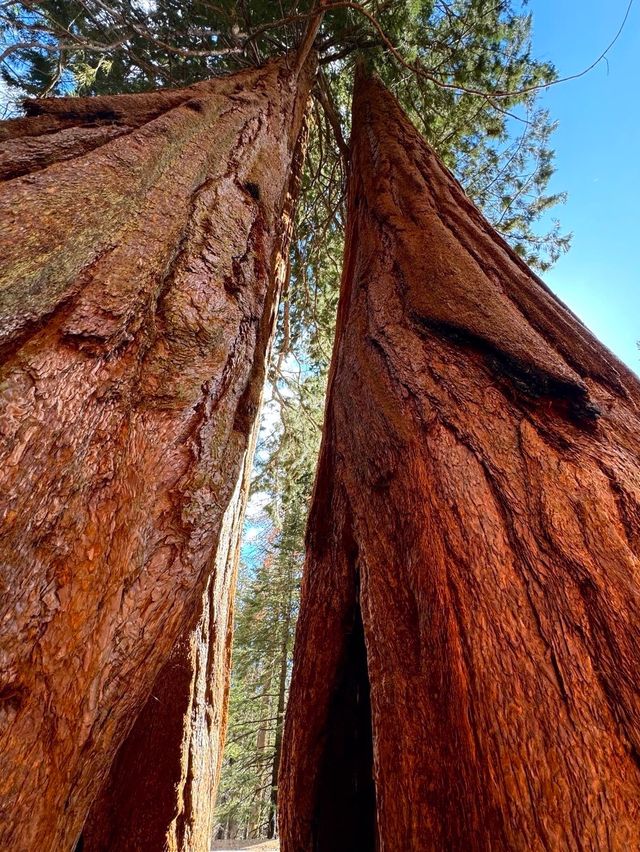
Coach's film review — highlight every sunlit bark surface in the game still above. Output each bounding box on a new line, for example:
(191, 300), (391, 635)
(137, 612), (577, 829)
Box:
(0, 55), (313, 852)
(280, 70), (640, 852)
(82, 448), (249, 852)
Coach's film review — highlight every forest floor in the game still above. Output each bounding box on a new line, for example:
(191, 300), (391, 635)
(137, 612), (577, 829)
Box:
(211, 841), (279, 851)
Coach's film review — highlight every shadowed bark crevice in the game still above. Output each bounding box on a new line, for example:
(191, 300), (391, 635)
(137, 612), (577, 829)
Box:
(409, 312), (601, 423)
(312, 594), (377, 852)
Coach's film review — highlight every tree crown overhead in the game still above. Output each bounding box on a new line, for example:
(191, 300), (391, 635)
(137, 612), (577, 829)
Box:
(3, 0), (569, 273)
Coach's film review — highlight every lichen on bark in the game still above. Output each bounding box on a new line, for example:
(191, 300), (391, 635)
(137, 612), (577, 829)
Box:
(280, 70), (640, 852)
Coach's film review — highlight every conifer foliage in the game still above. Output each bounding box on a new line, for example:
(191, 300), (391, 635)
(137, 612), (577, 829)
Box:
(215, 374), (324, 840)
(2, 1), (569, 270)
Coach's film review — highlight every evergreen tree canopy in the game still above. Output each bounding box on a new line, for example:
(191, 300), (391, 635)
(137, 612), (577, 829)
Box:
(2, 0), (569, 272)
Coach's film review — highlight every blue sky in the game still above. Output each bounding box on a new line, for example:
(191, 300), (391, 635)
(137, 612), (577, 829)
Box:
(531, 0), (639, 373)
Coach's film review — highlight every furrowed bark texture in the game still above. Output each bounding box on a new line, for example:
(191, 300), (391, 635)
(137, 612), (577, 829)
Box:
(280, 72), (640, 852)
(0, 55), (313, 852)
(81, 437), (249, 852)
(81, 83), (309, 852)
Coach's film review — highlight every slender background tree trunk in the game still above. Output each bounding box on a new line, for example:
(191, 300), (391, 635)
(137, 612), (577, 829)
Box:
(0, 54), (313, 852)
(280, 70), (640, 851)
(267, 579), (293, 839)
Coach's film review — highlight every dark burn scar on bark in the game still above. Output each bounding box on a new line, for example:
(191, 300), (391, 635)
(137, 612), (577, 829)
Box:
(244, 182), (261, 201)
(409, 311), (601, 424)
(310, 599), (376, 852)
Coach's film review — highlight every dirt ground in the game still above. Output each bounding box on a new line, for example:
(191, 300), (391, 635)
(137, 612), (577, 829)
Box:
(211, 841), (279, 851)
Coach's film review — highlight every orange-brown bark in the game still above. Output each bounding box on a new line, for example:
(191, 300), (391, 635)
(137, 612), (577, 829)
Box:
(81, 384), (259, 852)
(81, 451), (247, 852)
(280, 71), (640, 852)
(81, 78), (310, 852)
(0, 55), (313, 852)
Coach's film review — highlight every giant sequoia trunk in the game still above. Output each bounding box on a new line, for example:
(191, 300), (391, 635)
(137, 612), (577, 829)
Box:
(280, 71), (640, 851)
(81, 441), (251, 852)
(0, 55), (313, 851)
(80, 76), (310, 852)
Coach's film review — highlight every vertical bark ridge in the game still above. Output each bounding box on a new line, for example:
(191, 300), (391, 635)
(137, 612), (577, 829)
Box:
(0, 54), (314, 852)
(81, 90), (311, 852)
(81, 450), (248, 852)
(280, 70), (640, 852)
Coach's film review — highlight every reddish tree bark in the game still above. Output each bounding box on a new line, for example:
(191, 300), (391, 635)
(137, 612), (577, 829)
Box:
(280, 71), (640, 851)
(0, 55), (313, 851)
(81, 76), (311, 852)
(81, 448), (249, 852)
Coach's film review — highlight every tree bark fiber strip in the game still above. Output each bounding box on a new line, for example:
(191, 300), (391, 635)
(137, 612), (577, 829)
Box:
(0, 54), (314, 852)
(81, 436), (249, 852)
(82, 111), (309, 851)
(280, 70), (640, 852)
